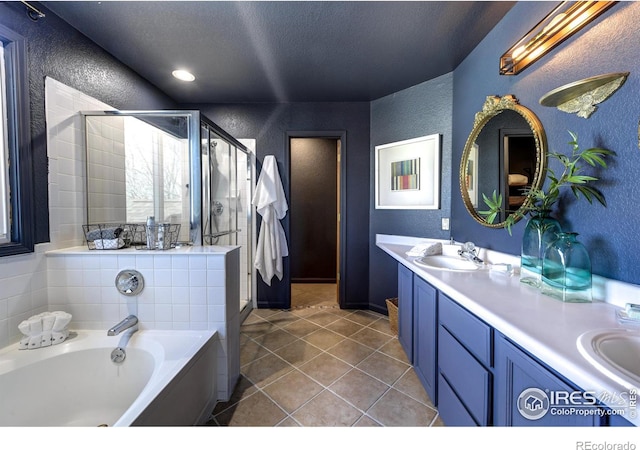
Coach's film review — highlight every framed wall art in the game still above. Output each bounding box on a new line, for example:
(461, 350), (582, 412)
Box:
(375, 134), (441, 209)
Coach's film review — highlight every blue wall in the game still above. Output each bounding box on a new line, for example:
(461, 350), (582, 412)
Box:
(369, 73), (453, 312)
(195, 102), (371, 309)
(0, 3), (177, 243)
(451, 1), (640, 285)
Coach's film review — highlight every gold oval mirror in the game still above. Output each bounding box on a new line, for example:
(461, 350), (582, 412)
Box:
(459, 95), (547, 228)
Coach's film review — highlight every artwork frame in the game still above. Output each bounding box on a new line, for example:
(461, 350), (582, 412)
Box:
(375, 134), (441, 209)
(466, 142), (479, 208)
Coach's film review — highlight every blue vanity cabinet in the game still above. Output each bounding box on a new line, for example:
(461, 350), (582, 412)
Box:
(397, 264), (414, 362)
(413, 275), (438, 403)
(437, 293), (493, 426)
(494, 333), (600, 426)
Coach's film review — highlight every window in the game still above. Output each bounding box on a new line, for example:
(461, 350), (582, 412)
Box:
(0, 25), (34, 256)
(0, 43), (8, 243)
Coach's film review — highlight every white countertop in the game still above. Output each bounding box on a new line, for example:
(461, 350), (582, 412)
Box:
(376, 234), (640, 426)
(45, 244), (240, 256)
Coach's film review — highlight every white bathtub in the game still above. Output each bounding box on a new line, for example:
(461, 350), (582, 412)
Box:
(0, 329), (218, 426)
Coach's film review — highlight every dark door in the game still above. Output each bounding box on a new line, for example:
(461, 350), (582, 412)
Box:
(290, 137), (338, 283)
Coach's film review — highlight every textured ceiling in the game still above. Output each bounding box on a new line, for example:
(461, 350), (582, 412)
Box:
(43, 1), (515, 103)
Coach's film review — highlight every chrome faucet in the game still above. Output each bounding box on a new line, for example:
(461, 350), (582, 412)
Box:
(458, 242), (484, 265)
(107, 315), (138, 336)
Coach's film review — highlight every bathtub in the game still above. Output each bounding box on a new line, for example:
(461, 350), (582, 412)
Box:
(0, 328), (218, 426)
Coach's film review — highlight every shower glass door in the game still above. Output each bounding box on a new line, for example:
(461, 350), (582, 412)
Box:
(201, 121), (254, 312)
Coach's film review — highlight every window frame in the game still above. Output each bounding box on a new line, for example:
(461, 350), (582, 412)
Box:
(0, 24), (34, 257)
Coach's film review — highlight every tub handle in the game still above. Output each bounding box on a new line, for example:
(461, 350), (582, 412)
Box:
(111, 347), (126, 364)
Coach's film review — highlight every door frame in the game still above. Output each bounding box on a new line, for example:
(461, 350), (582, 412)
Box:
(285, 131), (347, 309)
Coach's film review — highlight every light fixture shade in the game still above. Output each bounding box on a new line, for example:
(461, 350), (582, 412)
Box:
(499, 1), (616, 76)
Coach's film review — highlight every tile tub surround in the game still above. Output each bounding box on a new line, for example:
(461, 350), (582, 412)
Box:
(209, 307), (443, 426)
(0, 243), (50, 349)
(45, 245), (240, 402)
(376, 234), (640, 426)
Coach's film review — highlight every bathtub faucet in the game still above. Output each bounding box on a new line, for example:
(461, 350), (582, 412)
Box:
(107, 315), (138, 336)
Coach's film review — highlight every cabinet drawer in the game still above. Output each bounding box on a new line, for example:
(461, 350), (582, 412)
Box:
(437, 373), (477, 426)
(439, 293), (492, 366)
(439, 325), (491, 425)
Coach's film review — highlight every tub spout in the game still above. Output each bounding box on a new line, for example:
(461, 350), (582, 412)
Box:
(107, 315), (138, 336)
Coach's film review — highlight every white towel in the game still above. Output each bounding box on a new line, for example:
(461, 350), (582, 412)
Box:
(406, 242), (442, 257)
(252, 155), (289, 286)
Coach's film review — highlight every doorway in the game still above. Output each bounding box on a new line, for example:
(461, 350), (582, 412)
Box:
(289, 136), (342, 309)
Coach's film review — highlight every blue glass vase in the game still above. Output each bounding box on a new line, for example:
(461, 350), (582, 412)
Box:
(541, 232), (592, 303)
(520, 210), (562, 287)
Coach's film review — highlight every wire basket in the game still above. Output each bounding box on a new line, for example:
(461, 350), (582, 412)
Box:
(82, 224), (138, 250)
(135, 223), (181, 250)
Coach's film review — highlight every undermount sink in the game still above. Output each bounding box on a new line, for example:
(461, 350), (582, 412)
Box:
(414, 255), (480, 272)
(577, 328), (640, 389)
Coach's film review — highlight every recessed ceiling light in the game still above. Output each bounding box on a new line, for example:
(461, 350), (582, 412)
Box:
(172, 70), (195, 82)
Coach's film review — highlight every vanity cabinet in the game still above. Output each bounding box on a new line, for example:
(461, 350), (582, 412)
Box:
(397, 264), (414, 362)
(438, 293), (493, 426)
(494, 333), (600, 426)
(396, 264), (438, 402)
(413, 276), (438, 403)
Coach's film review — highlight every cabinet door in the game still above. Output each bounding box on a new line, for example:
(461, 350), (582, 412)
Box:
(397, 264), (413, 362)
(413, 276), (437, 404)
(494, 333), (599, 426)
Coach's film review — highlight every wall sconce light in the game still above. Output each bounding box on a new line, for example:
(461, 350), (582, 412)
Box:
(499, 1), (616, 75)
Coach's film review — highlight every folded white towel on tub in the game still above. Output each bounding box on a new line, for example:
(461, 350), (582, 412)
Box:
(17, 311), (72, 350)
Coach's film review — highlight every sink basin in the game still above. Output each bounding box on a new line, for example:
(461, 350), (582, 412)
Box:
(577, 328), (640, 389)
(414, 255), (480, 272)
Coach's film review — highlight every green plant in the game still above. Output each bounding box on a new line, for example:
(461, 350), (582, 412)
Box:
(479, 130), (614, 233)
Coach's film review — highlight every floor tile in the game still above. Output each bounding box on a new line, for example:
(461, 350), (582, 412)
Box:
(357, 351), (410, 385)
(353, 415), (382, 426)
(215, 390), (287, 426)
(304, 310), (342, 327)
(211, 374), (257, 416)
(325, 317), (364, 337)
(378, 338), (411, 364)
(274, 338), (324, 367)
(254, 328), (298, 352)
(301, 328), (345, 350)
(367, 388), (438, 427)
(330, 368), (388, 411)
(241, 320), (278, 339)
(326, 338), (375, 366)
(298, 352), (352, 386)
(240, 338), (272, 366)
(281, 318), (322, 338)
(349, 327), (394, 350)
(393, 368), (434, 407)
(292, 390), (362, 426)
(263, 370), (324, 413)
(242, 352), (294, 387)
(211, 290), (441, 427)
(345, 310), (381, 326)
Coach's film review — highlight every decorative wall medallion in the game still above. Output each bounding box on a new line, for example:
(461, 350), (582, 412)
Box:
(540, 72), (629, 119)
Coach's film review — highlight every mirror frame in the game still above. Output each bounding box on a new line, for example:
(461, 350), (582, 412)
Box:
(459, 95), (547, 228)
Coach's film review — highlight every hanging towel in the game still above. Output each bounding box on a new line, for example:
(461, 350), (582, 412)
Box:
(252, 155), (289, 286)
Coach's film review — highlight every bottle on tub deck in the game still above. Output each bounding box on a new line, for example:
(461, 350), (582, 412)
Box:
(157, 223), (165, 250)
(146, 216), (156, 249)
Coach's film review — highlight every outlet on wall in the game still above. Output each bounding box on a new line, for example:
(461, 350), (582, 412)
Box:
(441, 217), (450, 231)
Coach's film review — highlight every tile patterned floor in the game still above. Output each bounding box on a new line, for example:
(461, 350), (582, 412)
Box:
(207, 306), (443, 427)
(291, 283), (338, 308)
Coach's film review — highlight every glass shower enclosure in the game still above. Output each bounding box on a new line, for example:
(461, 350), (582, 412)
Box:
(82, 110), (255, 313)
